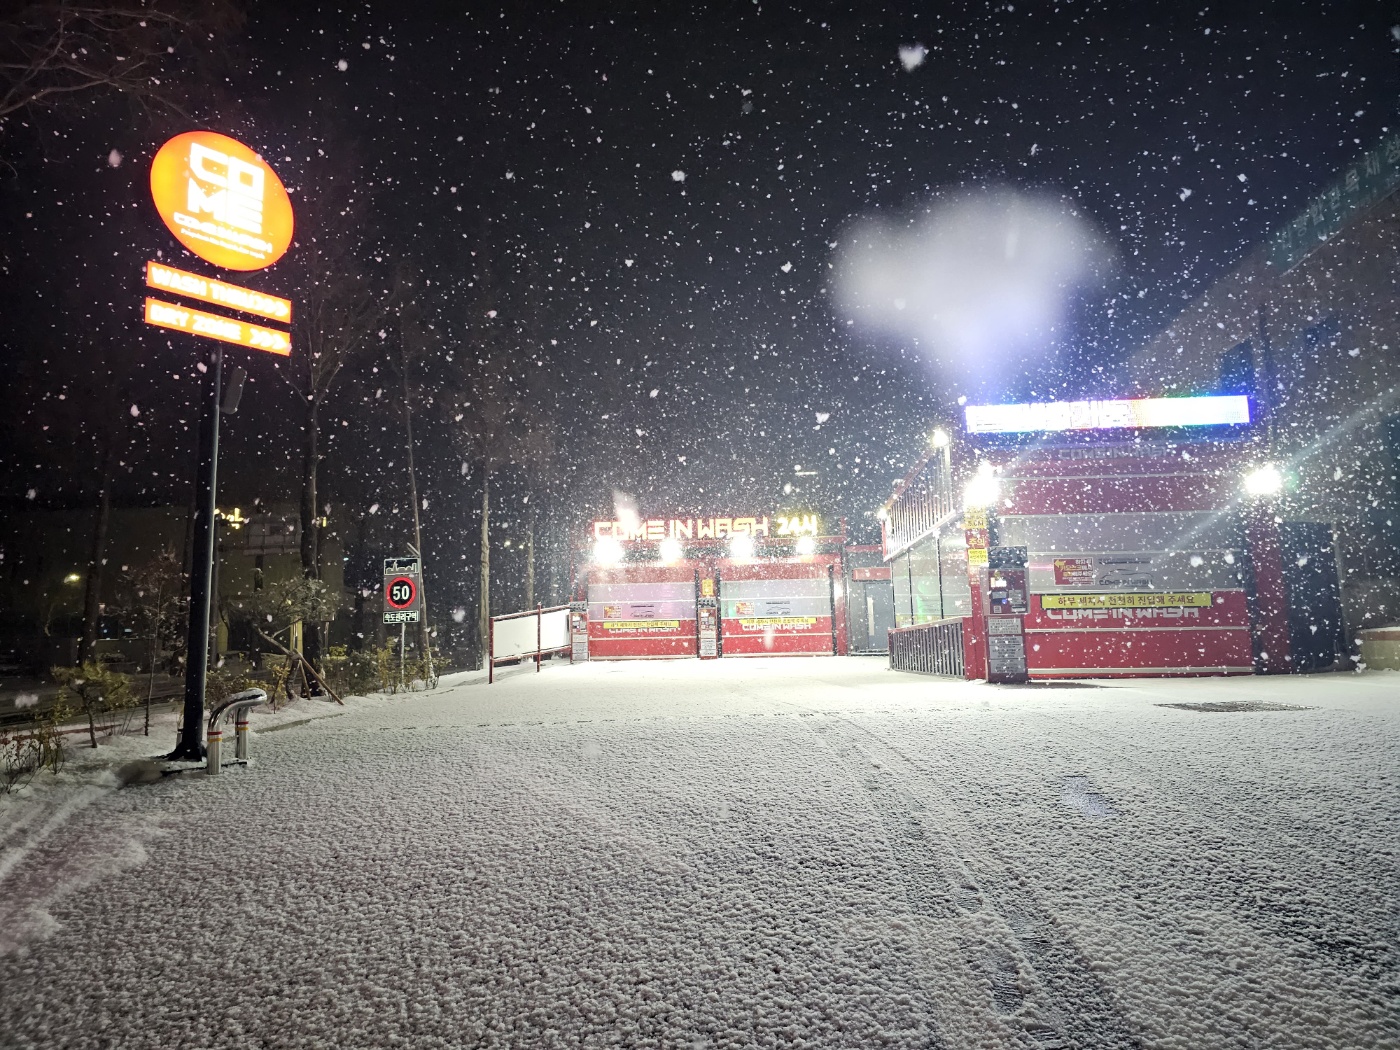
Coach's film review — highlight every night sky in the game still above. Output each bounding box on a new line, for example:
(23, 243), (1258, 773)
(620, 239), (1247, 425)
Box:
(2, 1), (1396, 596)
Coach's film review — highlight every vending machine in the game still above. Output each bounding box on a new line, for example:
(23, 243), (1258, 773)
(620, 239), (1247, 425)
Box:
(697, 597), (719, 659)
(985, 545), (1029, 684)
(569, 601), (589, 662)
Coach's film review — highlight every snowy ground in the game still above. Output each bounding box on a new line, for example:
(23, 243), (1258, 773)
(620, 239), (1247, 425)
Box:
(1, 658), (1396, 1049)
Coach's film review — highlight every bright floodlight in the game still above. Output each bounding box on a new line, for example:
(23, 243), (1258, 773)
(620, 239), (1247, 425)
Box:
(659, 537), (683, 563)
(929, 427), (950, 449)
(729, 533), (755, 559)
(796, 535), (816, 555)
(963, 462), (1000, 510)
(593, 536), (624, 566)
(1243, 464), (1283, 497)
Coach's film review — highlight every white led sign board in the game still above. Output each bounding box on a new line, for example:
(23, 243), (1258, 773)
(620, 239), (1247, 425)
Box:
(963, 395), (1250, 435)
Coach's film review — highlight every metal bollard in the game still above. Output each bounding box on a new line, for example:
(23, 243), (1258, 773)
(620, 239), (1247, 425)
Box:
(235, 707), (251, 761)
(204, 689), (267, 777)
(205, 724), (223, 775)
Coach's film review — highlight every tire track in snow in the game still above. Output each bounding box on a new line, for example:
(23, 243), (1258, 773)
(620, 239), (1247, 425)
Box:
(995, 703), (1400, 990)
(807, 716), (1143, 1050)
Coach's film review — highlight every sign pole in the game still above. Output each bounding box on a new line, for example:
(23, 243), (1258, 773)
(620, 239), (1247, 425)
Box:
(399, 622), (406, 691)
(171, 347), (223, 759)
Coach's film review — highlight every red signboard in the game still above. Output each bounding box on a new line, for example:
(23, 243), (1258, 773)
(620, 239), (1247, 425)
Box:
(1023, 590), (1253, 676)
(719, 560), (834, 657)
(1052, 558), (1096, 586)
(851, 566), (892, 581)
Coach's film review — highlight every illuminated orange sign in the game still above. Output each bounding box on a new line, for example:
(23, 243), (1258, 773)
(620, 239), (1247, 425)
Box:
(591, 514), (821, 541)
(143, 297), (290, 356)
(150, 131), (294, 271)
(144, 261), (291, 323)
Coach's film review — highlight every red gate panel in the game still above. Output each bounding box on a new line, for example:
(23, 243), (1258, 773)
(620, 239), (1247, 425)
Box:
(719, 561), (835, 656)
(587, 565), (696, 659)
(1022, 591), (1254, 676)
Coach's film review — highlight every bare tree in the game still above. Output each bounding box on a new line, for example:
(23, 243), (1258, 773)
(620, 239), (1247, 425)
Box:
(115, 548), (186, 735)
(452, 363), (552, 668)
(385, 270), (441, 669)
(278, 144), (388, 674)
(447, 236), (559, 666)
(0, 0), (243, 124)
(228, 576), (343, 706)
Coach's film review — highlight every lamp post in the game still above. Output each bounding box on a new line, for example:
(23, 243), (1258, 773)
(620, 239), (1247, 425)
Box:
(170, 347), (222, 761)
(1242, 463), (1292, 674)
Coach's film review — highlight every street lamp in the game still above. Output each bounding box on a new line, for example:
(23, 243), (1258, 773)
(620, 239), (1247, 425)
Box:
(795, 535), (816, 555)
(729, 533), (755, 559)
(1243, 464), (1283, 497)
(963, 462), (1000, 510)
(659, 537), (682, 564)
(593, 536), (624, 566)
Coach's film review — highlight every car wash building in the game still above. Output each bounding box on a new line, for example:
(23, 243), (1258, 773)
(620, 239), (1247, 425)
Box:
(882, 395), (1346, 680)
(573, 513), (855, 659)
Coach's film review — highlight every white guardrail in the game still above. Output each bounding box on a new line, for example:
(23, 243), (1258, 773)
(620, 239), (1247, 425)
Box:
(489, 604), (572, 683)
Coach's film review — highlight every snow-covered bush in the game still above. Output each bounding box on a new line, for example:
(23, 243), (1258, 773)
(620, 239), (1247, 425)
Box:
(50, 663), (134, 749)
(0, 713), (67, 794)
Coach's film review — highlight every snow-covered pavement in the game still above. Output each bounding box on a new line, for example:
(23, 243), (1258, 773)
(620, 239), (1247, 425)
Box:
(1, 658), (1396, 1049)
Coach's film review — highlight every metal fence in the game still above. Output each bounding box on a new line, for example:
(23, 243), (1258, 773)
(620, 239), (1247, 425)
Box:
(888, 617), (965, 678)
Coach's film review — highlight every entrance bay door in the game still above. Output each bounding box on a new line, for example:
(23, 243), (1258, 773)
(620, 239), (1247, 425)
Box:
(587, 565), (698, 659)
(718, 561), (836, 656)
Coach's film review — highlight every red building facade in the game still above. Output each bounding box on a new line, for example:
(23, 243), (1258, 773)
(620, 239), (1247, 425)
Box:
(577, 514), (849, 659)
(882, 397), (1327, 679)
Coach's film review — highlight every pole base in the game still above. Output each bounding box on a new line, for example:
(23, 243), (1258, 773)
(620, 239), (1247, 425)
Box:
(163, 743), (206, 762)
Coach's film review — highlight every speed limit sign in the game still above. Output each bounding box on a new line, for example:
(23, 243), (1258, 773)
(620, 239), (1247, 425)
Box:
(386, 576), (417, 609)
(383, 556), (424, 623)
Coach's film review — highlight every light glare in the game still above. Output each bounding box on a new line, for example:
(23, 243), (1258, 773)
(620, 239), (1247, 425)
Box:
(593, 536), (624, 565)
(1243, 464), (1283, 497)
(963, 466), (1000, 510)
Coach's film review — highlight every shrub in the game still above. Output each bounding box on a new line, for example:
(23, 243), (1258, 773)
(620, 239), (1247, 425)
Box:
(0, 707), (67, 794)
(322, 645), (381, 697)
(52, 663), (134, 748)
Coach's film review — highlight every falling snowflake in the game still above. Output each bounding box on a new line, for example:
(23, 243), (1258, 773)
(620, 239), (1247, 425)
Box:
(671, 170), (686, 182)
(898, 45), (927, 71)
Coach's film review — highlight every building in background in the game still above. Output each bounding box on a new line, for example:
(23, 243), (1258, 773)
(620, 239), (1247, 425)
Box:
(1129, 130), (1400, 633)
(573, 512), (876, 659)
(881, 395), (1345, 680)
(0, 503), (346, 673)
